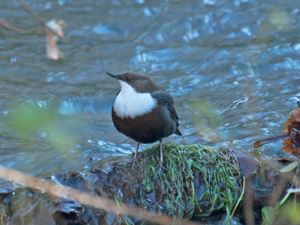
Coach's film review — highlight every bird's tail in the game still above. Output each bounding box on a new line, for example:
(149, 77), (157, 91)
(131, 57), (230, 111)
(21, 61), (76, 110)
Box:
(175, 128), (182, 136)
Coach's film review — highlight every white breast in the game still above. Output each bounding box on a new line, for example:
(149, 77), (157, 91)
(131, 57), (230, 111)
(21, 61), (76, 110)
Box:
(113, 81), (157, 119)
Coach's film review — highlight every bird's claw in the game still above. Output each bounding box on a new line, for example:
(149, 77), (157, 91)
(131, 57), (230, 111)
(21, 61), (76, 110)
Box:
(131, 157), (139, 168)
(155, 156), (167, 171)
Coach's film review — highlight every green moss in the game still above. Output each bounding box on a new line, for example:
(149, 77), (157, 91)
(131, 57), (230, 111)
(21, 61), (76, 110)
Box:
(139, 143), (243, 221)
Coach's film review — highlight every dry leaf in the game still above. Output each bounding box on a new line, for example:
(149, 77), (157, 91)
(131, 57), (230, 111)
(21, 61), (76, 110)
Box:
(283, 118), (295, 134)
(46, 19), (67, 60)
(280, 107), (300, 155)
(253, 103), (300, 156)
(280, 139), (298, 154)
(289, 108), (300, 122)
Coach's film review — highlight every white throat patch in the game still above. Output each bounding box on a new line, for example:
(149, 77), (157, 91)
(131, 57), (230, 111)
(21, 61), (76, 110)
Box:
(113, 81), (157, 119)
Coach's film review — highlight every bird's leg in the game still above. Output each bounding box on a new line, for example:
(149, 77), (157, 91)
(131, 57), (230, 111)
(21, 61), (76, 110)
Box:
(157, 139), (167, 171)
(133, 142), (140, 163)
(159, 139), (163, 166)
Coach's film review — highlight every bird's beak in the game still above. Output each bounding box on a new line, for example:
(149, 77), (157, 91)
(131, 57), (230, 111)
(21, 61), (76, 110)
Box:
(106, 72), (120, 80)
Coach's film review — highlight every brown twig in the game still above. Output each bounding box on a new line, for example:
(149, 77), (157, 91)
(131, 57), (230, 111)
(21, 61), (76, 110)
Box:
(293, 128), (300, 135)
(252, 134), (290, 148)
(0, 165), (201, 225)
(0, 18), (29, 34)
(16, 0), (58, 36)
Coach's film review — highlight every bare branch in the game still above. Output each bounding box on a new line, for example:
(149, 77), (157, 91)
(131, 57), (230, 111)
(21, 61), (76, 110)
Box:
(0, 165), (201, 225)
(16, 0), (58, 36)
(0, 18), (29, 34)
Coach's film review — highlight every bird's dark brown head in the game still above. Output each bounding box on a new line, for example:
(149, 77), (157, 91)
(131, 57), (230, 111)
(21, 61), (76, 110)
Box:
(106, 71), (163, 93)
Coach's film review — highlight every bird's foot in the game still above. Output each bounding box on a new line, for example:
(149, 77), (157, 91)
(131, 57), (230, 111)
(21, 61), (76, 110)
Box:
(125, 153), (139, 168)
(155, 156), (167, 171)
(131, 155), (140, 168)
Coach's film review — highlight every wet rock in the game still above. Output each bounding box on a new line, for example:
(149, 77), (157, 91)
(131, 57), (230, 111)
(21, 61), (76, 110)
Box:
(0, 144), (288, 225)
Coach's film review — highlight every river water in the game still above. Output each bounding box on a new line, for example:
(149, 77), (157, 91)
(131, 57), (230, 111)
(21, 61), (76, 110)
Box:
(0, 0), (299, 176)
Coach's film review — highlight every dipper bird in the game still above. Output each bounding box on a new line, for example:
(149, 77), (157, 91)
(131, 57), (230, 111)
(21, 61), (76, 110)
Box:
(106, 71), (182, 167)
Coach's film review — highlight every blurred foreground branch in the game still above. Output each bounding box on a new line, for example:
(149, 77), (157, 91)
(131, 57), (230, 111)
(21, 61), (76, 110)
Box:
(0, 165), (200, 225)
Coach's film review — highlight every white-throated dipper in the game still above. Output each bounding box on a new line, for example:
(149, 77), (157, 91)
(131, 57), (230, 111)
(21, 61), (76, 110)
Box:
(106, 71), (182, 167)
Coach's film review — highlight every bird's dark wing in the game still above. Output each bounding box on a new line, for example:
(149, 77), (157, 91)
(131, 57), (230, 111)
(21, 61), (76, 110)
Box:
(151, 91), (182, 136)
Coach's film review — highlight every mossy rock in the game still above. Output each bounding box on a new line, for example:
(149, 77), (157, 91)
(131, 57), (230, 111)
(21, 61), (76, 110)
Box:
(0, 143), (245, 225)
(136, 143), (243, 221)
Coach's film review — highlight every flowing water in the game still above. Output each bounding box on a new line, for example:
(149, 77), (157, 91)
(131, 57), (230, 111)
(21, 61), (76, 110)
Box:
(0, 0), (299, 176)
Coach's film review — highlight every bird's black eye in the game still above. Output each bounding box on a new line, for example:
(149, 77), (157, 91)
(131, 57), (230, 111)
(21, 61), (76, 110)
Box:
(126, 77), (133, 82)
